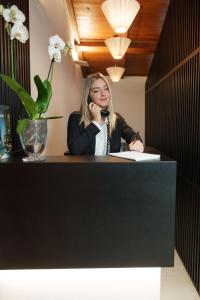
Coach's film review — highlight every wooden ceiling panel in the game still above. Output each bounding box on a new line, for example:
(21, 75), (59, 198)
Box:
(83, 52), (115, 65)
(128, 0), (170, 41)
(73, 0), (113, 39)
(125, 53), (154, 75)
(82, 52), (125, 68)
(71, 0), (170, 76)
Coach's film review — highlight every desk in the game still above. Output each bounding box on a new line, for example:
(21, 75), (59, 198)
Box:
(0, 149), (176, 269)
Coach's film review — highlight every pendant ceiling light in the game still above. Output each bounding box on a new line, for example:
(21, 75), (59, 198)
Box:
(101, 0), (140, 33)
(105, 37), (131, 59)
(106, 66), (125, 82)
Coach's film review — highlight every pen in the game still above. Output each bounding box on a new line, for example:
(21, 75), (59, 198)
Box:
(133, 131), (140, 142)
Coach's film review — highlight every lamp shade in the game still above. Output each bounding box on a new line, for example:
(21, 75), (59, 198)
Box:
(106, 66), (125, 82)
(105, 37), (131, 59)
(101, 0), (140, 33)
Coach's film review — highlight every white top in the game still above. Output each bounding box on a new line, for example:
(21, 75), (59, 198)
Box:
(92, 120), (108, 155)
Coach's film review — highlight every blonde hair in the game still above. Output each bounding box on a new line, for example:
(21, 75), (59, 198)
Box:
(80, 73), (116, 132)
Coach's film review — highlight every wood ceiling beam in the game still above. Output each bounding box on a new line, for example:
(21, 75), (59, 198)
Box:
(78, 40), (157, 52)
(78, 45), (155, 55)
(79, 39), (157, 46)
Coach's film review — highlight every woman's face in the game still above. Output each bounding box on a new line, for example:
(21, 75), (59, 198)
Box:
(89, 78), (110, 109)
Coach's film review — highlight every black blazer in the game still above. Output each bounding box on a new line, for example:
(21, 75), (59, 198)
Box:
(67, 111), (142, 155)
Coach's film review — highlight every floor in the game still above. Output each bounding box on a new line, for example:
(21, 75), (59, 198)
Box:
(161, 251), (200, 300)
(0, 250), (199, 300)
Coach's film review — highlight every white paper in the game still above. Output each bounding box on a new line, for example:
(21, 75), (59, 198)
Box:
(109, 151), (160, 161)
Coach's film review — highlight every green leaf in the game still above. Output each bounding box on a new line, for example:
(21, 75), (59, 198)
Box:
(43, 80), (52, 106)
(0, 74), (36, 119)
(16, 119), (29, 134)
(0, 74), (22, 93)
(18, 90), (36, 119)
(34, 75), (52, 116)
(34, 75), (48, 110)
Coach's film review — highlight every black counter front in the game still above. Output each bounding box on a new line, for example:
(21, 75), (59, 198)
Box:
(0, 151), (176, 269)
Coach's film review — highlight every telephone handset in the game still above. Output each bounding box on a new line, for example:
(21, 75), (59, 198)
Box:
(88, 96), (110, 118)
(100, 110), (110, 117)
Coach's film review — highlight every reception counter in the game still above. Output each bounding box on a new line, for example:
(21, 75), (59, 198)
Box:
(0, 149), (176, 269)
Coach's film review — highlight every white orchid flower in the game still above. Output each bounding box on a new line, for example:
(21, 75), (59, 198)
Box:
(3, 5), (26, 23)
(48, 45), (62, 63)
(10, 21), (29, 43)
(0, 5), (4, 15)
(49, 35), (65, 51)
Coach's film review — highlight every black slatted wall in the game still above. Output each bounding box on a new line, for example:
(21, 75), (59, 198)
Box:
(145, 0), (200, 294)
(0, 0), (30, 151)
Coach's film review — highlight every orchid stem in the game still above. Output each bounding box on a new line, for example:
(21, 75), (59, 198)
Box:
(47, 59), (54, 82)
(10, 34), (15, 80)
(50, 61), (54, 83)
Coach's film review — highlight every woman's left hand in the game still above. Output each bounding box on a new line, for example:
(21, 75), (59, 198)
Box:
(129, 140), (144, 152)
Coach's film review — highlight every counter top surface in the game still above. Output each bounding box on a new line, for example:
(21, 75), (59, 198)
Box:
(0, 147), (175, 164)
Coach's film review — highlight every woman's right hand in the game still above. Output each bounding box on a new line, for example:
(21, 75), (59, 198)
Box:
(129, 140), (144, 152)
(89, 102), (103, 125)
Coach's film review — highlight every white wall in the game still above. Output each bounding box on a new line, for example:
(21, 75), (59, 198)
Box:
(110, 76), (146, 143)
(29, 0), (83, 155)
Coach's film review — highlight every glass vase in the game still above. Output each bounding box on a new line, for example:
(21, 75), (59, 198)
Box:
(0, 105), (12, 160)
(19, 119), (47, 162)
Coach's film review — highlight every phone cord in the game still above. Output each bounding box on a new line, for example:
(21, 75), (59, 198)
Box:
(106, 118), (110, 155)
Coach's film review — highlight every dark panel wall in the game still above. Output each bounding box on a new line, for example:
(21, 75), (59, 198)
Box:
(0, 0), (30, 151)
(145, 0), (200, 294)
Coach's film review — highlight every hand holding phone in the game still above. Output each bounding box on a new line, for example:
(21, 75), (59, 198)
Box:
(88, 95), (109, 115)
(89, 102), (104, 125)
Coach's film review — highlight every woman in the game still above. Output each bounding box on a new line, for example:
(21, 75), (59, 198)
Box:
(67, 73), (144, 155)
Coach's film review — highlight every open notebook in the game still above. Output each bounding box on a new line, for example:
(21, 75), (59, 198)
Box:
(109, 151), (160, 161)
